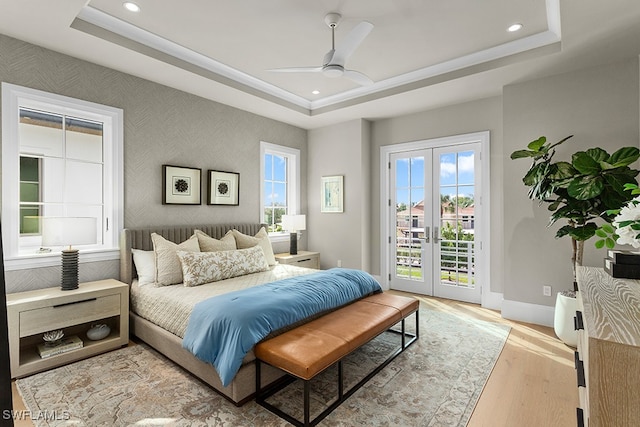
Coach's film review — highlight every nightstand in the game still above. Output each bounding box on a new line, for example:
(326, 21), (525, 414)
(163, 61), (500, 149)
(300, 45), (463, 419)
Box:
(7, 279), (129, 378)
(275, 251), (320, 269)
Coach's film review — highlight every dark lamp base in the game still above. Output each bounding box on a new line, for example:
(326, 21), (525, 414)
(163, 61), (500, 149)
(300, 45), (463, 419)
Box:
(61, 249), (79, 291)
(289, 232), (298, 255)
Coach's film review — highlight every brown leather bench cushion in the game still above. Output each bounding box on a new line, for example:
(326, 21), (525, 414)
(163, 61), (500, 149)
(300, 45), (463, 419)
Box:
(255, 293), (419, 380)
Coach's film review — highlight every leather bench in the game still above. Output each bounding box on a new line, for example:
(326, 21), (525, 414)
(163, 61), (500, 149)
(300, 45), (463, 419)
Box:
(255, 292), (419, 427)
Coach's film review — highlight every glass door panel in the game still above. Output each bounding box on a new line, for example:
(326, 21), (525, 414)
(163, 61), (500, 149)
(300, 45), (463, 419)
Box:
(434, 147), (480, 303)
(390, 151), (432, 294)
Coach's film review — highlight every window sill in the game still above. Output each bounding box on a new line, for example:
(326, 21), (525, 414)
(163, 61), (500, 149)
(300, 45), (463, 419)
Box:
(269, 233), (290, 244)
(4, 248), (120, 271)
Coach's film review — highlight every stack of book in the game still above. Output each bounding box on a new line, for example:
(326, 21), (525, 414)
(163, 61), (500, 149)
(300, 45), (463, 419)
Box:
(604, 250), (640, 279)
(37, 335), (83, 358)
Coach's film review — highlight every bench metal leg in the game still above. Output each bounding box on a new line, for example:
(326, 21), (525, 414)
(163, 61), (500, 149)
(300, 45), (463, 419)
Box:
(304, 380), (310, 427)
(255, 309), (419, 427)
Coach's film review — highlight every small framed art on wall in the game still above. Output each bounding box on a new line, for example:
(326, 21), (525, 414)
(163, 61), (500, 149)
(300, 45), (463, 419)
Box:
(208, 170), (239, 205)
(321, 175), (343, 213)
(162, 165), (201, 205)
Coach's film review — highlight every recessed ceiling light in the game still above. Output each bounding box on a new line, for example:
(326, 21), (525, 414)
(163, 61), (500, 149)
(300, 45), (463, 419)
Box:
(508, 23), (523, 32)
(123, 2), (140, 12)
(312, 90), (320, 95)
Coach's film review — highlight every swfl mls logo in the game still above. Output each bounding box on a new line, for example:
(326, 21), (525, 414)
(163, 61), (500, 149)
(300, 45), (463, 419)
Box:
(2, 410), (71, 421)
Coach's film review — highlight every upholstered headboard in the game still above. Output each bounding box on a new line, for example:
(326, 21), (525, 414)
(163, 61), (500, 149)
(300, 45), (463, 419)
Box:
(119, 223), (267, 285)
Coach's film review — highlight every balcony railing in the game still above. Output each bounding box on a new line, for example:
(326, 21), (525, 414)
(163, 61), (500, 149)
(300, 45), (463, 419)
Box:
(395, 237), (474, 286)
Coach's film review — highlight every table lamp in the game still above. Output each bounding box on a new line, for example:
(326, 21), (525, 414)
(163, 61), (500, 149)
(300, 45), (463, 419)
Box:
(281, 214), (306, 255)
(41, 217), (97, 291)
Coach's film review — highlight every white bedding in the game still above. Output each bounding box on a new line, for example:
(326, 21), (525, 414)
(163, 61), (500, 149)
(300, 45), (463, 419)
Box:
(130, 263), (316, 338)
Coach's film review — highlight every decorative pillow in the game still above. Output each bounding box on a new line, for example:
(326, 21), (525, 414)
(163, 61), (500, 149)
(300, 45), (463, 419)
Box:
(231, 227), (276, 266)
(151, 233), (200, 286)
(176, 245), (270, 287)
(132, 249), (155, 286)
(194, 229), (236, 252)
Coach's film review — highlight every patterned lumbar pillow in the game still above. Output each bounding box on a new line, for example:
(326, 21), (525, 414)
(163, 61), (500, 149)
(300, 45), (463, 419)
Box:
(230, 227), (276, 266)
(151, 233), (200, 286)
(194, 229), (236, 252)
(176, 245), (270, 287)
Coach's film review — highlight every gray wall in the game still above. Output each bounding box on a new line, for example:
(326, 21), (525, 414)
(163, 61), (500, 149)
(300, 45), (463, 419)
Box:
(370, 97), (504, 293)
(307, 119), (372, 270)
(1, 34), (307, 293)
(503, 58), (640, 306)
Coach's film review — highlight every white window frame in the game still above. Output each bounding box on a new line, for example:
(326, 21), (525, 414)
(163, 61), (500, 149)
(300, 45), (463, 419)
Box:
(2, 83), (123, 270)
(260, 141), (300, 242)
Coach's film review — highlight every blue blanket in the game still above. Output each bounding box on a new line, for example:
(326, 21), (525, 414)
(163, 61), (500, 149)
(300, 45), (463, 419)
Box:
(182, 268), (382, 386)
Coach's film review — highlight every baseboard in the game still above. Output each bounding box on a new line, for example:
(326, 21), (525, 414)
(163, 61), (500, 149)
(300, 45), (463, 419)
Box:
(481, 289), (503, 311)
(501, 299), (555, 327)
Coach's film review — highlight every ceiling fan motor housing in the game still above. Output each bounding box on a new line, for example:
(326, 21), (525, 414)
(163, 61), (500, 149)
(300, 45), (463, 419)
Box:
(323, 64), (344, 77)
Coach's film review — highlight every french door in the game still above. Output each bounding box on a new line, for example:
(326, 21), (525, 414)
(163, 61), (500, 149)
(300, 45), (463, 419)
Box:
(388, 142), (482, 303)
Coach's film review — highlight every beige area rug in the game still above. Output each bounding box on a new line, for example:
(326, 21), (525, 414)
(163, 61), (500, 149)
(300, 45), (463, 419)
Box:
(16, 308), (510, 426)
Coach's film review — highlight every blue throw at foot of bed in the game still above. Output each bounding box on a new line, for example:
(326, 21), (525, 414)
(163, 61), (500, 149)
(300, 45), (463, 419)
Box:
(182, 268), (383, 386)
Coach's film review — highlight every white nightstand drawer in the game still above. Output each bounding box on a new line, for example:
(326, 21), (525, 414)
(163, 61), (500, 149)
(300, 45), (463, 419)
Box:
(19, 294), (121, 337)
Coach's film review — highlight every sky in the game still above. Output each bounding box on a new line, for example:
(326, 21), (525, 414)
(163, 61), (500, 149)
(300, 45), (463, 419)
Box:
(395, 150), (475, 206)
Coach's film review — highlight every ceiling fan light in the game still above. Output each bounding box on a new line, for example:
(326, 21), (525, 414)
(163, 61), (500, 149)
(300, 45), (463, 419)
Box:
(323, 64), (344, 78)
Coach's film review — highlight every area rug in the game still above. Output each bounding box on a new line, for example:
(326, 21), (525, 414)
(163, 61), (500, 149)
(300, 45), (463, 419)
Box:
(16, 307), (510, 426)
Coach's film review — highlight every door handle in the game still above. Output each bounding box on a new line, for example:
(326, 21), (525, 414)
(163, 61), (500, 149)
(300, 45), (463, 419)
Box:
(433, 226), (440, 243)
(424, 226), (430, 243)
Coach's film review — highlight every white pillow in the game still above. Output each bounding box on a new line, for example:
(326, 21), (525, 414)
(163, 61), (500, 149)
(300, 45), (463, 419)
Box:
(194, 229), (236, 252)
(132, 249), (155, 286)
(231, 227), (276, 266)
(177, 245), (270, 287)
(151, 233), (200, 286)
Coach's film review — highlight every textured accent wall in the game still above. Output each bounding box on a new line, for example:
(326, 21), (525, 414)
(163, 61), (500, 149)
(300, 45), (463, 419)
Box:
(0, 34), (307, 293)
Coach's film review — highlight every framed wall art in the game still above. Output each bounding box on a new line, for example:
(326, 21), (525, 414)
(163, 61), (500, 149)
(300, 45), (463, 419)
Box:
(208, 170), (239, 205)
(162, 165), (201, 205)
(320, 175), (344, 213)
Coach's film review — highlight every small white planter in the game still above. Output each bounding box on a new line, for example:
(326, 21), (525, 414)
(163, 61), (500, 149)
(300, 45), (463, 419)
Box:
(554, 292), (578, 347)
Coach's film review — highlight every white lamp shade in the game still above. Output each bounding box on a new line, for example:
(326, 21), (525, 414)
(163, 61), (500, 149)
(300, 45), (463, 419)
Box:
(41, 217), (98, 247)
(281, 214), (306, 232)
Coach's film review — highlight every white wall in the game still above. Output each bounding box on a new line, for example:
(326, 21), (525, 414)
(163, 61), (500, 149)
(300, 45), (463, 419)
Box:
(307, 119), (371, 270)
(502, 58), (640, 307)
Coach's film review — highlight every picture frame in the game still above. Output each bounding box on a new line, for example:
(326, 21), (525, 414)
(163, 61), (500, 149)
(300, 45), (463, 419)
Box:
(320, 175), (344, 213)
(162, 165), (201, 205)
(208, 170), (240, 205)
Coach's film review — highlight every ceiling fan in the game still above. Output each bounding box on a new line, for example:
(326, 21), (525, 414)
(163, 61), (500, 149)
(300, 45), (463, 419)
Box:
(268, 13), (374, 86)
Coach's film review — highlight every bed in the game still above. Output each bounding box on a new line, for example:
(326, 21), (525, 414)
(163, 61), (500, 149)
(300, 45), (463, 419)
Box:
(119, 222), (380, 405)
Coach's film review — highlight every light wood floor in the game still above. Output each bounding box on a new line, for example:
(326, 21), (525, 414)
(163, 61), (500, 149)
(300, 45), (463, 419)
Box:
(11, 295), (578, 427)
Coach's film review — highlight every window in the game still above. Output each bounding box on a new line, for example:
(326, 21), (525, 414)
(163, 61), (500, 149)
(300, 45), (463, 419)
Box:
(2, 83), (123, 269)
(260, 141), (300, 236)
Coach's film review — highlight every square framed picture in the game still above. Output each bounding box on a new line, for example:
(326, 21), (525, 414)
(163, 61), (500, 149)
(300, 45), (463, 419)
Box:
(162, 165), (201, 205)
(321, 175), (344, 213)
(208, 170), (239, 205)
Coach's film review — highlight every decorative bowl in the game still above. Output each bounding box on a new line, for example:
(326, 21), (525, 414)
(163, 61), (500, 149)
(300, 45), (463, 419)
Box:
(87, 324), (110, 341)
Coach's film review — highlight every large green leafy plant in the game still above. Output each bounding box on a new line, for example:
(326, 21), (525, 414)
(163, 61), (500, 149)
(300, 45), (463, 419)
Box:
(511, 135), (640, 280)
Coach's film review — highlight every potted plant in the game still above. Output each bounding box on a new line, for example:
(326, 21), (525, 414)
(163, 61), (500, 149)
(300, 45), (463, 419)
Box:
(511, 135), (640, 345)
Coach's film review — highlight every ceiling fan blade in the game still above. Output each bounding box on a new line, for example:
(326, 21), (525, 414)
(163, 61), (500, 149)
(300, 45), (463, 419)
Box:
(330, 21), (373, 66)
(267, 66), (323, 73)
(343, 69), (373, 86)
